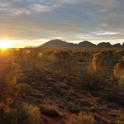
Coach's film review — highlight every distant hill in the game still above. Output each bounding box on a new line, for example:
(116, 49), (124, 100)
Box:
(41, 39), (76, 48)
(113, 43), (121, 48)
(40, 39), (124, 48)
(78, 41), (96, 48)
(122, 43), (124, 48)
(97, 42), (112, 48)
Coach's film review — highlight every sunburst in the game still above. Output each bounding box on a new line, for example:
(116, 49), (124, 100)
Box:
(0, 40), (13, 49)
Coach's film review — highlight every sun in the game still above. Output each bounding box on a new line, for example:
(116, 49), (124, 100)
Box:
(0, 40), (13, 49)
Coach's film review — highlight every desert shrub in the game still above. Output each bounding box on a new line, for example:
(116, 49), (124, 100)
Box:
(0, 52), (23, 109)
(70, 115), (78, 124)
(81, 72), (108, 91)
(40, 105), (63, 118)
(16, 103), (41, 124)
(114, 63), (122, 79)
(119, 77), (124, 88)
(0, 103), (42, 124)
(0, 109), (16, 124)
(116, 115), (124, 124)
(16, 83), (32, 96)
(68, 105), (80, 114)
(92, 52), (101, 72)
(92, 52), (117, 75)
(114, 62), (124, 87)
(0, 51), (39, 124)
(71, 112), (95, 124)
(5, 62), (23, 86)
(91, 52), (109, 72)
(99, 87), (124, 106)
(116, 120), (124, 124)
(78, 112), (95, 124)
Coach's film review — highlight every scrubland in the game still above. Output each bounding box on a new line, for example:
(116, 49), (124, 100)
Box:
(0, 48), (124, 124)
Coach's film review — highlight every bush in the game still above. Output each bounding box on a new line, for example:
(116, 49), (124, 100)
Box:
(81, 72), (108, 91)
(71, 112), (95, 124)
(16, 83), (32, 96)
(0, 103), (42, 124)
(0, 52), (23, 112)
(16, 103), (42, 124)
(114, 62), (124, 87)
(0, 109), (16, 124)
(91, 52), (116, 75)
(40, 105), (63, 118)
(114, 63), (122, 78)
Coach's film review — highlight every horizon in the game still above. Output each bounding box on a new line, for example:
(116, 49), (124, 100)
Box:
(0, 39), (124, 48)
(0, 0), (124, 48)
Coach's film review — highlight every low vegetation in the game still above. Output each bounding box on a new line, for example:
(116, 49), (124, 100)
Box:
(71, 112), (95, 124)
(40, 105), (64, 118)
(0, 48), (124, 124)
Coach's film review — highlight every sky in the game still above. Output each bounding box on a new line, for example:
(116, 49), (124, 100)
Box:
(0, 0), (124, 47)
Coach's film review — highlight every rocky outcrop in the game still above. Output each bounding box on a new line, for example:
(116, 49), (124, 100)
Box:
(40, 40), (124, 48)
(78, 41), (96, 48)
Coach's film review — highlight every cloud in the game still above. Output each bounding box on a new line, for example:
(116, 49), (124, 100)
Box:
(0, 0), (57, 16)
(0, 0), (123, 45)
(56, 0), (81, 4)
(57, 0), (115, 8)
(91, 31), (119, 36)
(11, 4), (54, 15)
(86, 0), (115, 8)
(0, 0), (118, 16)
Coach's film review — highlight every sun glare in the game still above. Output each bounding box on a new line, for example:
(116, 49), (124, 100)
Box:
(0, 40), (13, 49)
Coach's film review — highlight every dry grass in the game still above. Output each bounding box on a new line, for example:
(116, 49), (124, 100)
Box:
(70, 112), (95, 124)
(40, 105), (64, 118)
(0, 48), (124, 123)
